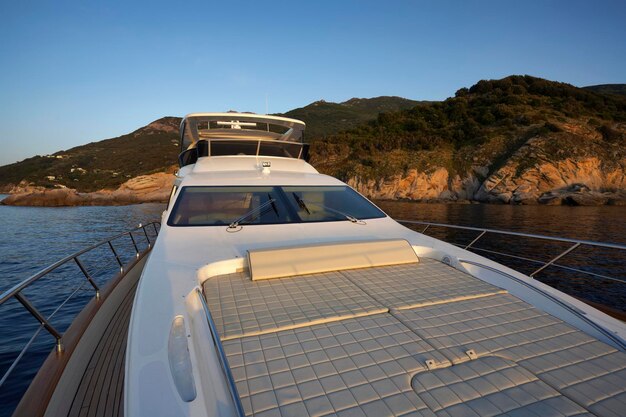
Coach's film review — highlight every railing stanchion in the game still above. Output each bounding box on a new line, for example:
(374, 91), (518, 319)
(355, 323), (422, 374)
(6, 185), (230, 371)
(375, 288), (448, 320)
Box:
(74, 257), (100, 299)
(128, 232), (140, 258)
(465, 230), (487, 249)
(14, 293), (64, 352)
(530, 242), (581, 277)
(142, 225), (151, 248)
(108, 241), (124, 272)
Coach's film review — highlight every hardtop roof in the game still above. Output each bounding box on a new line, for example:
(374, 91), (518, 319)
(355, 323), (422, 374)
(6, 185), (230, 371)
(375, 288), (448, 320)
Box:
(180, 112), (306, 150)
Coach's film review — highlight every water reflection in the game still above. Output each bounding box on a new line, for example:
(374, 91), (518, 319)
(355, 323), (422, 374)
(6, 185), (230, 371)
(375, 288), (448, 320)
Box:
(377, 201), (626, 312)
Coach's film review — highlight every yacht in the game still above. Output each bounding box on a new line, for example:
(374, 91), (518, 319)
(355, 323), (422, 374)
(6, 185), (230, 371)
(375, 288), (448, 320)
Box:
(2, 112), (625, 417)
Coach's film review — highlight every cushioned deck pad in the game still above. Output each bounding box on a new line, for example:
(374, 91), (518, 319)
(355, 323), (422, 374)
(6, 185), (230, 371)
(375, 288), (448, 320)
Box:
(248, 239), (418, 281)
(394, 294), (626, 416)
(223, 314), (449, 417)
(340, 258), (505, 310)
(203, 270), (386, 340)
(205, 259), (626, 416)
(412, 356), (591, 417)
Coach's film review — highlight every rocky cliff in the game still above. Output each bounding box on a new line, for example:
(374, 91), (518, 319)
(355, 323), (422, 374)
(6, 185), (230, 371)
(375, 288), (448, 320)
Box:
(345, 122), (626, 205)
(315, 76), (626, 205)
(1, 171), (175, 206)
(347, 157), (626, 205)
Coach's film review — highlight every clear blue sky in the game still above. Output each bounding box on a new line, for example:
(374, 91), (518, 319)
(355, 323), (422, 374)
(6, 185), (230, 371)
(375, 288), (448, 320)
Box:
(1, 0), (625, 166)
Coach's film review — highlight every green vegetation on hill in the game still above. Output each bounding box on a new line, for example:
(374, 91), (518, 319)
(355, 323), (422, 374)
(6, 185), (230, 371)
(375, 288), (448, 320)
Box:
(583, 84), (626, 97)
(1, 79), (624, 196)
(0, 117), (181, 192)
(312, 75), (626, 180)
(0, 97), (418, 192)
(280, 96), (422, 138)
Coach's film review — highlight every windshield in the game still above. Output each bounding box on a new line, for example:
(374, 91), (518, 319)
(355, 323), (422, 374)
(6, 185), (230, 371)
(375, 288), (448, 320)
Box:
(167, 186), (386, 226)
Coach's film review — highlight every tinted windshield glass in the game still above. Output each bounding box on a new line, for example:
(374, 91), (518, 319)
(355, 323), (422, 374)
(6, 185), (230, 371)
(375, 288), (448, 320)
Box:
(283, 186), (385, 222)
(168, 186), (385, 226)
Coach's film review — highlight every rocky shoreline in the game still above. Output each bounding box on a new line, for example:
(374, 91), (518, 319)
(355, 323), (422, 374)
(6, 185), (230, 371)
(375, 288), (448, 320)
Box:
(3, 152), (625, 207)
(347, 155), (626, 206)
(2, 168), (624, 207)
(0, 172), (174, 207)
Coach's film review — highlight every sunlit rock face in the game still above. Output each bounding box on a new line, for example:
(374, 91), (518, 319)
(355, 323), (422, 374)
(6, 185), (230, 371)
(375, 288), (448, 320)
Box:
(1, 172), (174, 206)
(346, 153), (626, 206)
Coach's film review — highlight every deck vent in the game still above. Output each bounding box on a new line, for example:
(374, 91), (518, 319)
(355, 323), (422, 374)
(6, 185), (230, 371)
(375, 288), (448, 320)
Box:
(425, 359), (438, 370)
(168, 316), (197, 402)
(465, 349), (478, 360)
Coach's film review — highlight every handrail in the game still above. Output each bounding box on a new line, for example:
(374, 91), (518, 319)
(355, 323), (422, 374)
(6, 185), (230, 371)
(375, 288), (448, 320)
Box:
(0, 223), (158, 305)
(397, 220), (626, 251)
(0, 221), (160, 391)
(396, 219), (626, 284)
(196, 288), (246, 417)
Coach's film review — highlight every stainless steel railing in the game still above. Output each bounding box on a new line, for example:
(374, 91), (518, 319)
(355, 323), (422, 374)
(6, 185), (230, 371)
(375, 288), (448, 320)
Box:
(396, 219), (626, 284)
(0, 222), (160, 389)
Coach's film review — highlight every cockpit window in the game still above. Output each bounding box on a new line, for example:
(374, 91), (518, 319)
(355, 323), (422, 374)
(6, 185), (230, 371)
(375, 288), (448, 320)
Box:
(168, 186), (290, 226)
(167, 186), (386, 226)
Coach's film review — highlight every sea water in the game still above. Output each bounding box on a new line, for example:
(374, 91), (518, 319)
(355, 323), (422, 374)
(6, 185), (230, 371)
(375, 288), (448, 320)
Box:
(0, 198), (624, 415)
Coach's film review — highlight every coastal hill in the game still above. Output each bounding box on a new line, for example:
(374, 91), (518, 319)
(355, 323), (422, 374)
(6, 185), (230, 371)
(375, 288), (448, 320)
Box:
(280, 96), (423, 138)
(0, 117), (181, 193)
(313, 76), (626, 204)
(1, 76), (625, 205)
(0, 97), (420, 195)
(582, 84), (626, 97)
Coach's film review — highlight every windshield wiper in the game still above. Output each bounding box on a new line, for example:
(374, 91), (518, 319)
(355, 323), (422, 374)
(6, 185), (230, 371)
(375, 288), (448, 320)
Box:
(320, 205), (361, 223)
(292, 193), (311, 214)
(228, 198), (277, 229)
(268, 193), (279, 217)
(293, 195), (362, 224)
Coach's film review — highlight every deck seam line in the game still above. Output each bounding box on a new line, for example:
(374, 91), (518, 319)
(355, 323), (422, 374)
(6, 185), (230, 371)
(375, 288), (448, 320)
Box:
(219, 308), (389, 341)
(337, 268), (475, 366)
(393, 290), (509, 311)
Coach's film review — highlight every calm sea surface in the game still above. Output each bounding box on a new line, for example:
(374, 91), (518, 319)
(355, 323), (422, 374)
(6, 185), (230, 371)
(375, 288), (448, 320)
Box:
(0, 197), (624, 415)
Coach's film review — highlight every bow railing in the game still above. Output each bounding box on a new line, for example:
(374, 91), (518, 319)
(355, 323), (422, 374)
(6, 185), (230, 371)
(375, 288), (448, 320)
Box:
(0, 222), (160, 394)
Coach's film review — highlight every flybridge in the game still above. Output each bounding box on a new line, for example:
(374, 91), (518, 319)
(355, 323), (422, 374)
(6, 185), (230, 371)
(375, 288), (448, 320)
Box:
(178, 112), (308, 167)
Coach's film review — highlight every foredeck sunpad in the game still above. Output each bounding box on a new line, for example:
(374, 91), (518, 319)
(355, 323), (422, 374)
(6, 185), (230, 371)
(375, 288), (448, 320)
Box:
(341, 258), (505, 310)
(395, 293), (626, 416)
(247, 239), (418, 281)
(203, 270), (386, 340)
(222, 314), (449, 417)
(411, 355), (591, 417)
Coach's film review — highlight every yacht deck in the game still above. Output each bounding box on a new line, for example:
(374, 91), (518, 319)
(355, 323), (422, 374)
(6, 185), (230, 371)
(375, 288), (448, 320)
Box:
(203, 258), (626, 417)
(68, 285), (137, 417)
(65, 283), (136, 417)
